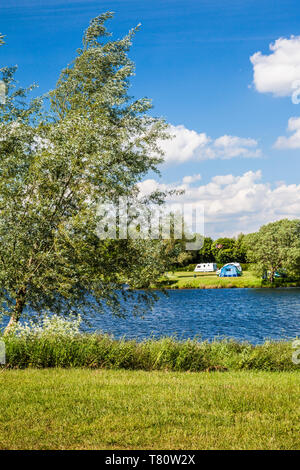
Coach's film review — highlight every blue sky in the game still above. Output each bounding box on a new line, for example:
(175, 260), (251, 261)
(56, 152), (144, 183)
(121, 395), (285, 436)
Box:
(1, 0), (300, 237)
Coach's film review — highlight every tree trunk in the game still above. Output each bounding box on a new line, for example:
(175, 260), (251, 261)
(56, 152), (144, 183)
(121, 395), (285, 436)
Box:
(269, 267), (275, 283)
(4, 287), (27, 335)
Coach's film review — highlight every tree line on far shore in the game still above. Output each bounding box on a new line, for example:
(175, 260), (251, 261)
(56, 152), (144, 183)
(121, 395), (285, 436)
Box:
(174, 219), (300, 283)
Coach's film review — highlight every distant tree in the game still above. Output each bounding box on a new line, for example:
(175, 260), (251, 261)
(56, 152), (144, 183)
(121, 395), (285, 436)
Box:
(245, 219), (300, 282)
(215, 248), (235, 265)
(233, 233), (247, 264)
(198, 237), (214, 262)
(212, 238), (236, 264)
(163, 216), (199, 269)
(0, 13), (174, 332)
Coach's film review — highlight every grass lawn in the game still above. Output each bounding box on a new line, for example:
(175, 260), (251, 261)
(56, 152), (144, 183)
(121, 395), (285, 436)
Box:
(160, 270), (263, 289)
(0, 369), (299, 450)
(159, 270), (300, 289)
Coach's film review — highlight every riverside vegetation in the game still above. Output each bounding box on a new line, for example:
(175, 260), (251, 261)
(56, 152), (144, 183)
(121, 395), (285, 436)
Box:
(1, 315), (298, 371)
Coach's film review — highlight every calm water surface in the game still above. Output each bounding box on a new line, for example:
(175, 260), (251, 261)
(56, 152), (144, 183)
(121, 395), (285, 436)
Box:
(86, 288), (300, 344)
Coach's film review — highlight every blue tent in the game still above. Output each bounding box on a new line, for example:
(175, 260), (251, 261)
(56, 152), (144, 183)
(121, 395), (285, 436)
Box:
(219, 264), (241, 277)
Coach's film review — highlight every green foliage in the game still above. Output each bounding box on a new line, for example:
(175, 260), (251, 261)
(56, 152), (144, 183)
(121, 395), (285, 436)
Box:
(233, 233), (247, 263)
(1, 316), (298, 371)
(198, 236), (214, 262)
(3, 334), (298, 371)
(212, 238), (236, 264)
(174, 264), (197, 272)
(245, 219), (300, 282)
(0, 13), (174, 327)
(216, 248), (235, 264)
(177, 235), (248, 269)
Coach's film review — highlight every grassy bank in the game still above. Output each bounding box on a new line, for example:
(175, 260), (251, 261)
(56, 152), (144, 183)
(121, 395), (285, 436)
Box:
(158, 271), (300, 289)
(0, 369), (299, 449)
(2, 333), (299, 371)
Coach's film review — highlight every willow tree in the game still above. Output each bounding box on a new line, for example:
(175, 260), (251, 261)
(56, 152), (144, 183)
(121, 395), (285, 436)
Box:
(0, 13), (173, 332)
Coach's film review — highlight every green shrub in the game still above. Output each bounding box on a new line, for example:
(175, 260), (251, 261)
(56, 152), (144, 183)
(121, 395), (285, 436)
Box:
(174, 264), (196, 272)
(1, 315), (298, 372)
(2, 333), (299, 372)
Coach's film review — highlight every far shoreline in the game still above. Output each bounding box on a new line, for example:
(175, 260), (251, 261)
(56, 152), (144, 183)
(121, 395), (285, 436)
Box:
(150, 285), (300, 291)
(151, 270), (300, 290)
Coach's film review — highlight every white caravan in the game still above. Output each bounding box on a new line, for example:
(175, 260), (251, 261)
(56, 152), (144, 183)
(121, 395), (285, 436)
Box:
(194, 263), (218, 273)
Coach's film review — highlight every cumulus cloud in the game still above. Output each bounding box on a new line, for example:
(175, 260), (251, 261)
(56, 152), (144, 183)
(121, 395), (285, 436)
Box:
(159, 125), (261, 164)
(182, 174), (202, 184)
(213, 135), (259, 158)
(160, 125), (210, 163)
(274, 116), (300, 149)
(137, 171), (300, 238)
(250, 36), (300, 97)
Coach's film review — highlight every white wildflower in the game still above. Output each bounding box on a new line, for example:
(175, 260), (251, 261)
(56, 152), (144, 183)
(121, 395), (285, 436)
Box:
(10, 314), (82, 339)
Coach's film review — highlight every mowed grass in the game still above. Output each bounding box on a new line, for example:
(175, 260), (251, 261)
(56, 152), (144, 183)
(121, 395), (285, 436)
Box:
(161, 270), (300, 289)
(162, 270), (263, 289)
(0, 369), (299, 450)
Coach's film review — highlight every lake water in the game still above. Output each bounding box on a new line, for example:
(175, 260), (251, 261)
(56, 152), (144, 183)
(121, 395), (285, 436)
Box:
(2, 288), (299, 344)
(85, 288), (300, 344)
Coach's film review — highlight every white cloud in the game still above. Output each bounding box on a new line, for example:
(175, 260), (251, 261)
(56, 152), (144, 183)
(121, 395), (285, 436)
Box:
(159, 125), (210, 163)
(213, 135), (259, 158)
(211, 174), (235, 185)
(250, 36), (300, 97)
(160, 125), (261, 164)
(182, 174), (201, 184)
(138, 171), (300, 238)
(136, 179), (168, 195)
(274, 116), (300, 149)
